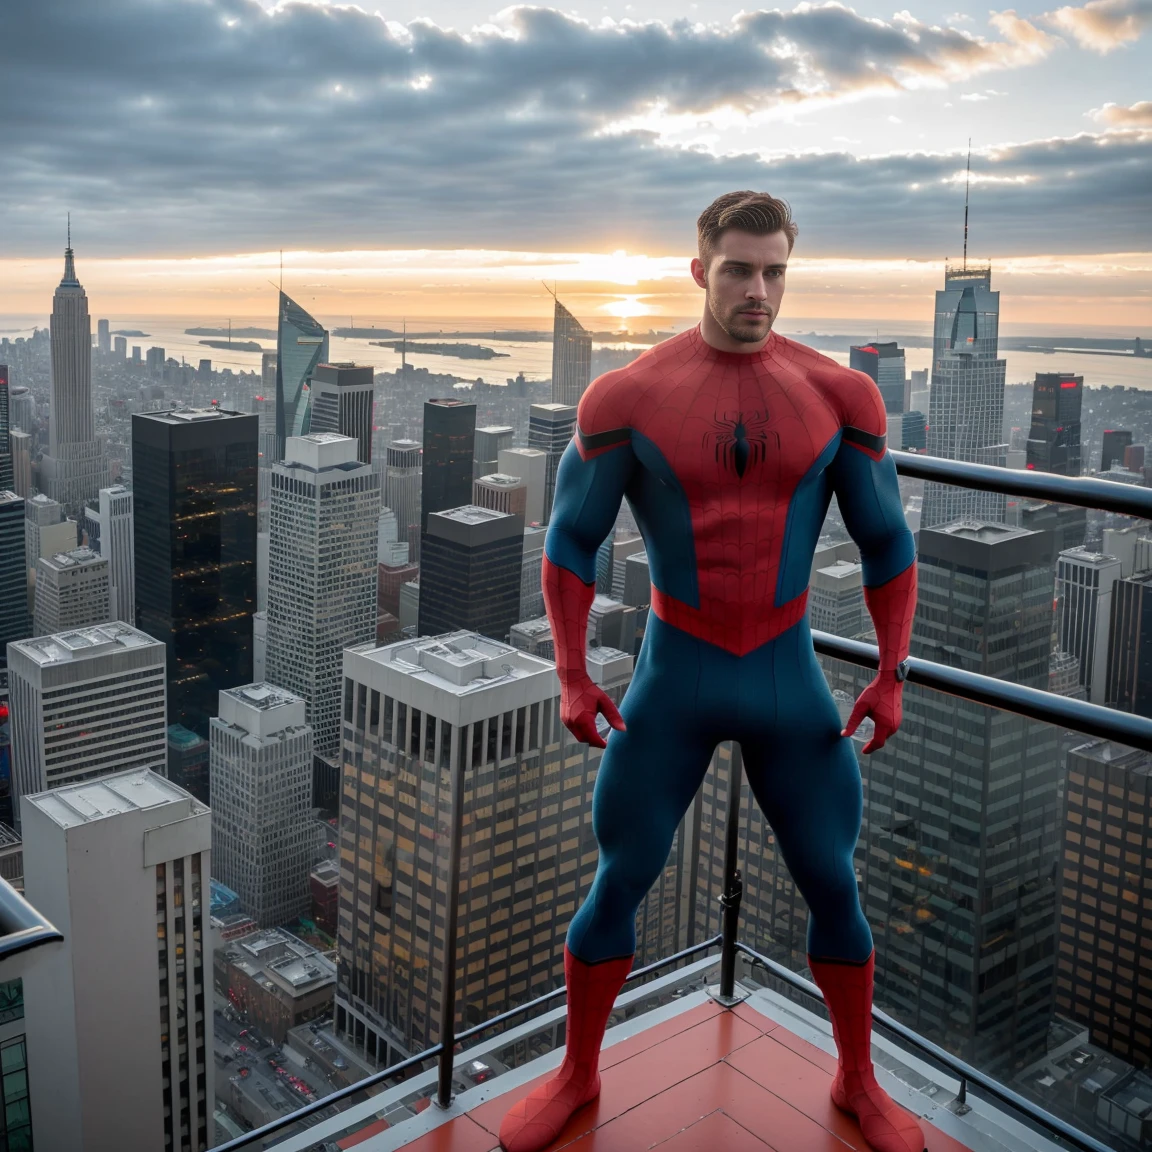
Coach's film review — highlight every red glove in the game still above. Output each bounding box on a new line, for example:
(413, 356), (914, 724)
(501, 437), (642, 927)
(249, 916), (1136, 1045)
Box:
(842, 563), (916, 754)
(543, 554), (627, 749)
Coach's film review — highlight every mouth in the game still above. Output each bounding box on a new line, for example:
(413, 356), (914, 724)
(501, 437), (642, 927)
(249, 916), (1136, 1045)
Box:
(739, 310), (770, 319)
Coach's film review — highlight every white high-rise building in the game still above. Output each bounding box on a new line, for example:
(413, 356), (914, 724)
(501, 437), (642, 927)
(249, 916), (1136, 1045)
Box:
(210, 683), (313, 927)
(7, 622), (167, 824)
(97, 484), (135, 624)
(1057, 547), (1124, 704)
(384, 439), (422, 555)
(499, 446), (548, 528)
(39, 238), (106, 521)
(266, 433), (379, 756)
(922, 264), (1008, 528)
(809, 559), (865, 638)
(22, 768), (214, 1152)
(33, 546), (110, 636)
(24, 492), (77, 610)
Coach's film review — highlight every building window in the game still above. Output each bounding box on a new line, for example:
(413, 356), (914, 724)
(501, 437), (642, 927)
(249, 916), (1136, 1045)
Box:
(0, 1036), (32, 1151)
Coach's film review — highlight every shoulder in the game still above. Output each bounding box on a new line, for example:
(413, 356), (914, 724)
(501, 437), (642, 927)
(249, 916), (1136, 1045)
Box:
(577, 329), (691, 436)
(775, 336), (886, 437)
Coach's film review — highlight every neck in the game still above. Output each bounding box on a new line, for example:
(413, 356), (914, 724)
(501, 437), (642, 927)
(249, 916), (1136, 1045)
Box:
(698, 307), (775, 354)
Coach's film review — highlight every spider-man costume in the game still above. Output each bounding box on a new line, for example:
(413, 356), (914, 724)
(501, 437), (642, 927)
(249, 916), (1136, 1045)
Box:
(499, 326), (922, 1152)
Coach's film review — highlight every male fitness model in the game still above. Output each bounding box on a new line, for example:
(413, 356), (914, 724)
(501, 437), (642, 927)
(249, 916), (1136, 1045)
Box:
(499, 191), (924, 1152)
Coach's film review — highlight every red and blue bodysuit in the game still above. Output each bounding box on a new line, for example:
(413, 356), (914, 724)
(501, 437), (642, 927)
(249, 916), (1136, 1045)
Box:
(499, 327), (923, 1152)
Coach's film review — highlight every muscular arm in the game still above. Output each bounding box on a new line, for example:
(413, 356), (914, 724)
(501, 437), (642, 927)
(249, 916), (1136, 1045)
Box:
(826, 387), (918, 752)
(544, 428), (637, 746)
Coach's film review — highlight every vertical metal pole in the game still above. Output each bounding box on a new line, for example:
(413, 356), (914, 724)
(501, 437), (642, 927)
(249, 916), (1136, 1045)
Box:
(718, 742), (744, 1001)
(436, 752), (466, 1109)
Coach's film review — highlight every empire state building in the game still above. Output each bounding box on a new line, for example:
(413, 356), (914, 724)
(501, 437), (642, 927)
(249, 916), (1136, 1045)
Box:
(40, 238), (107, 521)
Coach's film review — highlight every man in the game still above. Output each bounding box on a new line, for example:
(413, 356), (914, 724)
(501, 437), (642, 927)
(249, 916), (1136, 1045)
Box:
(499, 191), (923, 1152)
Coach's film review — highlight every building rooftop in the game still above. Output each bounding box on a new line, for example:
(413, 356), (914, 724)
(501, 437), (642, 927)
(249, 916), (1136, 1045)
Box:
(143, 407), (247, 423)
(288, 961), (1065, 1152)
(311, 859), (340, 885)
(0, 491), (21, 508)
(476, 473), (525, 488)
(223, 683), (304, 712)
(813, 559), (863, 585)
(224, 929), (337, 999)
(26, 768), (202, 830)
(354, 631), (554, 694)
(12, 622), (160, 666)
(434, 505), (513, 526)
(511, 616), (552, 638)
(933, 520), (1033, 544)
(1058, 546), (1120, 564)
(41, 546), (104, 570)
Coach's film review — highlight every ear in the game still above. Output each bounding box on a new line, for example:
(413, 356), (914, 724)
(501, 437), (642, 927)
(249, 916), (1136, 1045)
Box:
(690, 257), (708, 291)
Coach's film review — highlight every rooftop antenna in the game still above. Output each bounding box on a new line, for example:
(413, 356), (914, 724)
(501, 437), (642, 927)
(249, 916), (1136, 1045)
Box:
(67, 212), (71, 250)
(962, 138), (971, 271)
(402, 319), (407, 372)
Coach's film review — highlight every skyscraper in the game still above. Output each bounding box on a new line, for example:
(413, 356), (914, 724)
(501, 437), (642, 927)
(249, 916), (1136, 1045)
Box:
(335, 632), (628, 1061)
(420, 398), (475, 533)
(275, 291), (328, 457)
(849, 342), (908, 414)
(10, 429), (32, 498)
(1026, 372), (1083, 475)
(474, 425), (514, 479)
(550, 296), (593, 407)
(498, 446), (548, 527)
(384, 439), (422, 559)
(167, 722), (210, 803)
(6, 622), (167, 824)
(1101, 429), (1133, 474)
(33, 547), (110, 636)
(133, 409), (258, 736)
(1057, 546), (1123, 704)
(210, 683), (313, 928)
(96, 484), (135, 624)
(0, 492), (29, 665)
(0, 364), (12, 493)
(417, 506), (524, 642)
(922, 265), (1007, 528)
(472, 472), (527, 519)
(40, 239), (107, 520)
(23, 768), (213, 1152)
(307, 362), (374, 465)
(1058, 740), (1152, 1067)
(528, 403), (577, 524)
(808, 558), (865, 637)
(859, 521), (1058, 1075)
(96, 317), (110, 354)
(266, 434), (378, 758)
(1105, 571), (1152, 716)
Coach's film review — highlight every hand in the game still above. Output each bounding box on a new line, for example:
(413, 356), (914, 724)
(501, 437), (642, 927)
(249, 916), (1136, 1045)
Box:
(842, 672), (903, 754)
(559, 675), (626, 748)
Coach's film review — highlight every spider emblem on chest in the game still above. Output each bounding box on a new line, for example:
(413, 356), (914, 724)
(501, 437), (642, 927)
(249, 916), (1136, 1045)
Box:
(703, 409), (776, 478)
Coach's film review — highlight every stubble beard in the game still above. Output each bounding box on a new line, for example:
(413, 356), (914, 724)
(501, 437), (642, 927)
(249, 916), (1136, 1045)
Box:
(707, 291), (774, 344)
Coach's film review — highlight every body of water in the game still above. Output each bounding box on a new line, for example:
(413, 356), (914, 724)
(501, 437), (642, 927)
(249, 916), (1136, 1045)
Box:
(3, 315), (1149, 391)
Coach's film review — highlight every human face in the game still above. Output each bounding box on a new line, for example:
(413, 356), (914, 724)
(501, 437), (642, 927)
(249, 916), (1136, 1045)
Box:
(690, 229), (790, 352)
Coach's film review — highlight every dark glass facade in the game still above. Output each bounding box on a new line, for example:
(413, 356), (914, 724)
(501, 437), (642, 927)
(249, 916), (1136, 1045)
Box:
(1106, 572), (1152, 717)
(1101, 429), (1134, 474)
(133, 410), (258, 740)
(420, 399), (475, 532)
(275, 292), (329, 457)
(1058, 740), (1152, 1066)
(849, 342), (907, 414)
(418, 508), (523, 641)
(1026, 372), (1083, 476)
(0, 493), (29, 667)
(0, 364), (12, 493)
(858, 522), (1060, 1075)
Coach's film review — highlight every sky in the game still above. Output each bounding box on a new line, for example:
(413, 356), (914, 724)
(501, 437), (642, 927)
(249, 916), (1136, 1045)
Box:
(2, 0), (1149, 329)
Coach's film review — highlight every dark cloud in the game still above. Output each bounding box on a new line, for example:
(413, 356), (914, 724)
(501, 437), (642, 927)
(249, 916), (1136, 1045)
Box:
(1, 0), (1147, 257)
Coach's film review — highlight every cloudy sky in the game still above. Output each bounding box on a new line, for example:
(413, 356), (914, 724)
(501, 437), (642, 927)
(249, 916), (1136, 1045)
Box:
(2, 0), (1149, 326)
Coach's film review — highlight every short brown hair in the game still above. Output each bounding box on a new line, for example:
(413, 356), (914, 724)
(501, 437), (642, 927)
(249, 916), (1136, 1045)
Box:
(697, 191), (798, 263)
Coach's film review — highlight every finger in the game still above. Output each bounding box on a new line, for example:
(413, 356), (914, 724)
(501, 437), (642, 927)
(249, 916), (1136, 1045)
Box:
(842, 697), (870, 738)
(572, 715), (607, 748)
(598, 695), (627, 732)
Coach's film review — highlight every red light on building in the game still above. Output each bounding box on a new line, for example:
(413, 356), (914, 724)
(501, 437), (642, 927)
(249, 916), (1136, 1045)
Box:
(1060, 381), (1078, 389)
(1026, 463), (1036, 470)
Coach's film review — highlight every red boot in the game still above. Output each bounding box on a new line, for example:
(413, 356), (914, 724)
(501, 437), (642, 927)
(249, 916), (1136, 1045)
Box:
(499, 948), (633, 1152)
(808, 953), (926, 1152)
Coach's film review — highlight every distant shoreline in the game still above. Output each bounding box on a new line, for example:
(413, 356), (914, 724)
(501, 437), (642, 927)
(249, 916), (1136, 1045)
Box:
(187, 326), (277, 339)
(198, 339), (266, 352)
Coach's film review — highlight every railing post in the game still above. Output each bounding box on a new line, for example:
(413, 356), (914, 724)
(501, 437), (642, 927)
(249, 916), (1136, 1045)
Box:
(435, 753), (467, 1109)
(717, 742), (745, 1003)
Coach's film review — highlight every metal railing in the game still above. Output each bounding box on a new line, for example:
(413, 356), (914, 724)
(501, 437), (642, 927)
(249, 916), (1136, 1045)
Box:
(212, 455), (1150, 1152)
(0, 877), (62, 963)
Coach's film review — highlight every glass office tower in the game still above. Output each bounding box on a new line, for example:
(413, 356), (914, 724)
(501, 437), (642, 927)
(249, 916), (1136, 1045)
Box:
(133, 409), (258, 740)
(420, 399), (475, 533)
(550, 297), (592, 407)
(275, 291), (329, 459)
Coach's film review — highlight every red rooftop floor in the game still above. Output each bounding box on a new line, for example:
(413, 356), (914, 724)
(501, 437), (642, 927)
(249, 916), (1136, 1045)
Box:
(392, 998), (973, 1152)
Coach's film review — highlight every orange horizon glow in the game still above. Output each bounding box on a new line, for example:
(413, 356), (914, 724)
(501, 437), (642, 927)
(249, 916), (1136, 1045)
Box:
(1, 248), (1149, 333)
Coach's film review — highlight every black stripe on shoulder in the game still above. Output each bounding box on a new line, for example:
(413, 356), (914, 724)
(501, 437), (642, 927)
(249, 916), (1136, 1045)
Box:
(842, 425), (886, 454)
(577, 426), (632, 451)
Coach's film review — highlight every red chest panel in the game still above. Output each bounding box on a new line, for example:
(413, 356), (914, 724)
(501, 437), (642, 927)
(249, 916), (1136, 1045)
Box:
(580, 329), (871, 655)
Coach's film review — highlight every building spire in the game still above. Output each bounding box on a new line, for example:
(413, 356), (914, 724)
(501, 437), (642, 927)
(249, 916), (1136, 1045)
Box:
(61, 213), (79, 286)
(962, 139), (971, 271)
